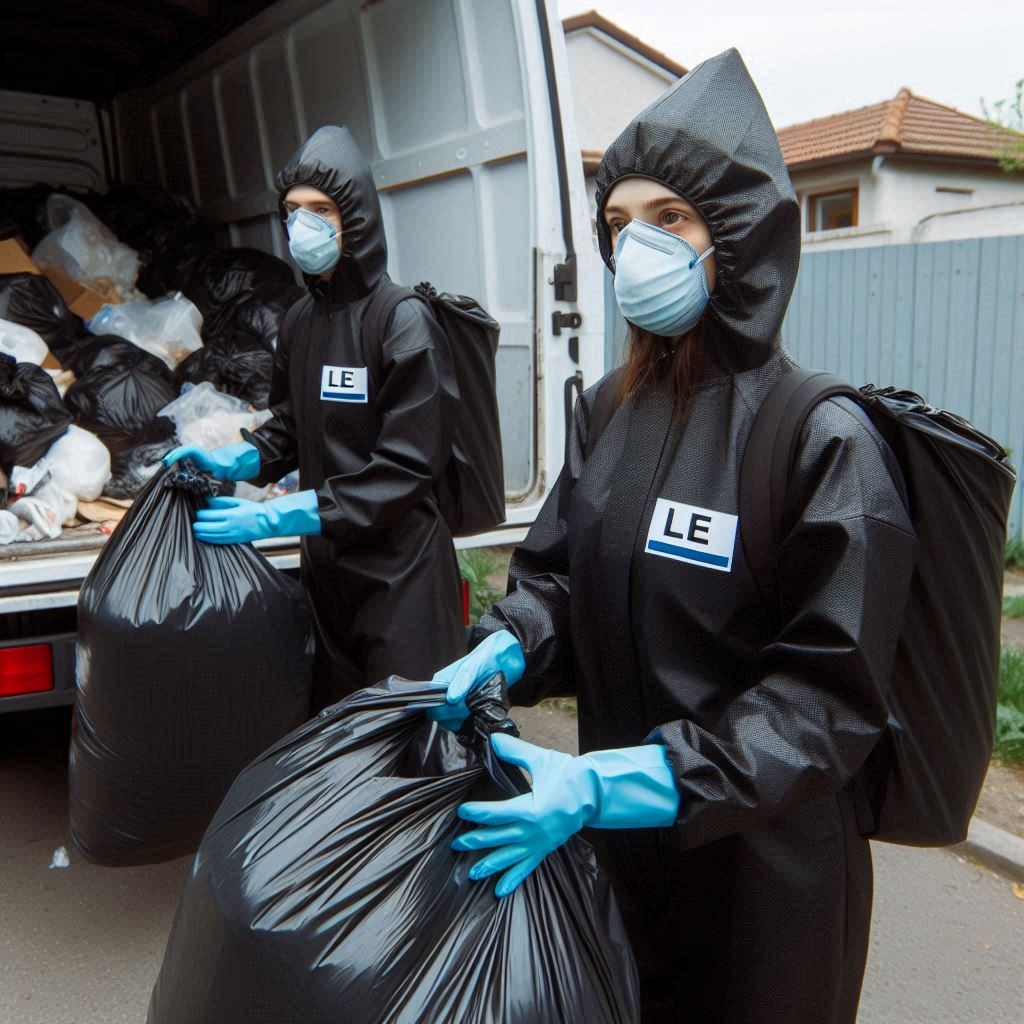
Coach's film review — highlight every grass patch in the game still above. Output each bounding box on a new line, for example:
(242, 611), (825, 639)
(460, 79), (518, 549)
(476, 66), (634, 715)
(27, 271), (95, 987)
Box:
(995, 646), (1024, 764)
(457, 547), (505, 622)
(541, 697), (578, 718)
(1006, 535), (1024, 569)
(1003, 594), (1024, 619)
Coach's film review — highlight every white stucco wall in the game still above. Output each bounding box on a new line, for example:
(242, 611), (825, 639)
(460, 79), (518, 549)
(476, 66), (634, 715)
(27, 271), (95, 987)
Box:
(564, 29), (677, 155)
(792, 158), (1024, 251)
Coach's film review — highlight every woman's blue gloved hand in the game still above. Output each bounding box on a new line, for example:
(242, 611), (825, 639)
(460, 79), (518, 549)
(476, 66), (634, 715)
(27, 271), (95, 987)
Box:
(193, 490), (321, 545)
(163, 440), (261, 481)
(453, 734), (680, 897)
(428, 630), (526, 731)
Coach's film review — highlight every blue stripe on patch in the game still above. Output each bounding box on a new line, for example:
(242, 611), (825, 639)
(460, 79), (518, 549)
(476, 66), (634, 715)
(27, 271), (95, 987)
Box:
(322, 392), (366, 402)
(646, 539), (730, 568)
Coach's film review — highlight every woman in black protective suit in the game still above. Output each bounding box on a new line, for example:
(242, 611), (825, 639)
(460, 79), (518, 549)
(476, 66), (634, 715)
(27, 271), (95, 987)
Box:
(166, 126), (465, 708)
(432, 49), (917, 1023)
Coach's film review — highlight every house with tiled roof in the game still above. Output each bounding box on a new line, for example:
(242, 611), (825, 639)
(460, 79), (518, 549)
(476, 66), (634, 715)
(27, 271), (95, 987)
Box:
(562, 10), (685, 207)
(778, 89), (1024, 248)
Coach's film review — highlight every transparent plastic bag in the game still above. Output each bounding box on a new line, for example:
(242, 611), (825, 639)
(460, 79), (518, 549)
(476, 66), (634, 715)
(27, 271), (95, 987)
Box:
(31, 196), (140, 302)
(158, 382), (271, 449)
(43, 425), (111, 501)
(88, 293), (203, 369)
(0, 317), (49, 365)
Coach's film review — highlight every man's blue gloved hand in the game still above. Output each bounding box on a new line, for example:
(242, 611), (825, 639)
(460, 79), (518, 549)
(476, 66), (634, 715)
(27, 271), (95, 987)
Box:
(192, 490), (321, 545)
(428, 630), (526, 731)
(453, 734), (680, 897)
(163, 441), (261, 481)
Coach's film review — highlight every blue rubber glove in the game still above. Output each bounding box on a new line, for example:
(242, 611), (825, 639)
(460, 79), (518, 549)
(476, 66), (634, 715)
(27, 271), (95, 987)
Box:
(428, 630), (526, 730)
(163, 441), (261, 481)
(453, 734), (680, 897)
(192, 490), (321, 545)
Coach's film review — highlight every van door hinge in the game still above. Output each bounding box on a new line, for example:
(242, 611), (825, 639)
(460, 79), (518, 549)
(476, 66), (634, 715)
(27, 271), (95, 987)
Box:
(552, 310), (582, 336)
(553, 256), (577, 302)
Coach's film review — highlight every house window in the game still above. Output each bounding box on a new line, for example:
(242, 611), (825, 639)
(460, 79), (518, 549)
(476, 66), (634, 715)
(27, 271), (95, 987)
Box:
(807, 188), (858, 232)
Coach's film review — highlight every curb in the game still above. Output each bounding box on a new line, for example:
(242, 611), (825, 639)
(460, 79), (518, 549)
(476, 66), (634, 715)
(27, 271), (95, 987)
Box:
(951, 817), (1024, 883)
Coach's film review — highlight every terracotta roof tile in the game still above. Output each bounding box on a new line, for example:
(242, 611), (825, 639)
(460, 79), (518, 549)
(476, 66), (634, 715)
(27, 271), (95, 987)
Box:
(778, 90), (1022, 170)
(562, 10), (687, 78)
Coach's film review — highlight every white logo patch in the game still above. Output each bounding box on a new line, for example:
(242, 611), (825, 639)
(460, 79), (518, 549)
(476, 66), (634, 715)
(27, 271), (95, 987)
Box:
(321, 365), (368, 403)
(645, 498), (738, 572)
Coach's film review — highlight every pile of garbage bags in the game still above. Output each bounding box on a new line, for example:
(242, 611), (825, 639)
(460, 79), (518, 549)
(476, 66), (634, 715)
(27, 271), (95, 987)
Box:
(0, 184), (304, 544)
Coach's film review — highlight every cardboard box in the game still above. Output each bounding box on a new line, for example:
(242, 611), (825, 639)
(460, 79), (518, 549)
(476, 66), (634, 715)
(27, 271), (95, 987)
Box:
(0, 235), (41, 277)
(36, 264), (108, 322)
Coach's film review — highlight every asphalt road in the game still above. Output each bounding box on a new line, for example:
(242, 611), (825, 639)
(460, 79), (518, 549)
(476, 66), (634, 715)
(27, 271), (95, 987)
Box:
(1, 704), (1021, 1023)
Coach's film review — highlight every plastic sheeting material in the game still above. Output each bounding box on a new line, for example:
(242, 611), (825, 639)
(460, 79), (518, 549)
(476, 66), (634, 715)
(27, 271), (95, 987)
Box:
(0, 272), (77, 351)
(147, 678), (640, 1024)
(70, 462), (315, 866)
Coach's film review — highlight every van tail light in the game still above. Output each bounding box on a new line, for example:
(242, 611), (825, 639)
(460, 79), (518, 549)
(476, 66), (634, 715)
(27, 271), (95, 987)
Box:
(0, 645), (54, 697)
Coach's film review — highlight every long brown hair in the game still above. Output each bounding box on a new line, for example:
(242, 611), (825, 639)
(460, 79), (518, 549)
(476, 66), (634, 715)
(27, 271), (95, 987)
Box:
(616, 318), (709, 421)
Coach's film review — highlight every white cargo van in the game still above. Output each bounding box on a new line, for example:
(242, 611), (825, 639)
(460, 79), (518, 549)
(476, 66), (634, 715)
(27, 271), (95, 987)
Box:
(0, 0), (603, 712)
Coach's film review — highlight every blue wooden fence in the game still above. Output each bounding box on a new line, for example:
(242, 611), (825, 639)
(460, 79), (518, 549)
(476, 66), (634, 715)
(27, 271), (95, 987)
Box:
(604, 234), (1024, 538)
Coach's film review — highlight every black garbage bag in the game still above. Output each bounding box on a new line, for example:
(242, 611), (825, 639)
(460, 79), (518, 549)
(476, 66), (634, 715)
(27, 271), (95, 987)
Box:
(0, 185), (60, 246)
(0, 353), (72, 471)
(104, 415), (177, 499)
(90, 185), (216, 298)
(184, 248), (297, 319)
(70, 462), (315, 866)
(227, 280), (304, 349)
(147, 678), (641, 1024)
(62, 337), (176, 454)
(172, 332), (273, 409)
(0, 272), (78, 352)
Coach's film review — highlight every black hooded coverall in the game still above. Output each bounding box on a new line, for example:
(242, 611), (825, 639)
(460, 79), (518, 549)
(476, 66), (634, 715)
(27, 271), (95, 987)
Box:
(474, 51), (917, 1023)
(247, 127), (465, 706)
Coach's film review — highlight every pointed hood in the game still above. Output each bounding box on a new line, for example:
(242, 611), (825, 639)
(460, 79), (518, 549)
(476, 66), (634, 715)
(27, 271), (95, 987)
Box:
(596, 49), (800, 361)
(276, 126), (386, 297)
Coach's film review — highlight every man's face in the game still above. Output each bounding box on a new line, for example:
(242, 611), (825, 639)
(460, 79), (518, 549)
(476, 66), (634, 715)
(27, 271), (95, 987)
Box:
(283, 185), (343, 236)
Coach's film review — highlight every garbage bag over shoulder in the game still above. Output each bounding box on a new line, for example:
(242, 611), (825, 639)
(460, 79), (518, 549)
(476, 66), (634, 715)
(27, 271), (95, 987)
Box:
(147, 679), (640, 1024)
(71, 462), (315, 866)
(62, 337), (176, 454)
(0, 272), (77, 352)
(0, 354), (71, 472)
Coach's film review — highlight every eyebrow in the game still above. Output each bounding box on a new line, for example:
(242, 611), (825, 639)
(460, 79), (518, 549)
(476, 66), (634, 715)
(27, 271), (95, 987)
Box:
(604, 195), (693, 218)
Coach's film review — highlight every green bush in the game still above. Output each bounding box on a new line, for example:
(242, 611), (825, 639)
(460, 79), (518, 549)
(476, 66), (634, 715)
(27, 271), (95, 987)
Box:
(1003, 594), (1024, 619)
(995, 646), (1024, 764)
(1006, 535), (1024, 569)
(457, 547), (504, 622)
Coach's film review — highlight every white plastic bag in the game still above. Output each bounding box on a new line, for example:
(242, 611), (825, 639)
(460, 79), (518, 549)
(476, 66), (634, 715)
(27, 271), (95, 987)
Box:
(31, 195), (140, 302)
(159, 382), (271, 449)
(0, 318), (49, 365)
(88, 293), (203, 369)
(43, 425), (111, 501)
(9, 480), (77, 542)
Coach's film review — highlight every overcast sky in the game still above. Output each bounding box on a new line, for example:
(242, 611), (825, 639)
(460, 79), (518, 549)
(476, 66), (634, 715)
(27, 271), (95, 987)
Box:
(556, 0), (1024, 129)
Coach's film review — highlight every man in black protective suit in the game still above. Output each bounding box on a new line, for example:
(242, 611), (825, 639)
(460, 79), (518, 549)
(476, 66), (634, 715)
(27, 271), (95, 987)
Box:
(431, 50), (917, 1023)
(166, 126), (465, 707)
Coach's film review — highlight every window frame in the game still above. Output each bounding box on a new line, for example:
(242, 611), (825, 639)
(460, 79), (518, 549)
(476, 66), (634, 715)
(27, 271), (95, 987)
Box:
(806, 187), (859, 232)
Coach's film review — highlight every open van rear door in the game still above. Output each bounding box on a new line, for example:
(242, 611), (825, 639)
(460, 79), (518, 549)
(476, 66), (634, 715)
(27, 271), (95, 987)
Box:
(115, 0), (603, 543)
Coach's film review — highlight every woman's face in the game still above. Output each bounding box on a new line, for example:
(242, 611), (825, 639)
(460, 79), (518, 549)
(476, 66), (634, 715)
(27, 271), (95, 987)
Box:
(283, 185), (343, 235)
(603, 178), (716, 292)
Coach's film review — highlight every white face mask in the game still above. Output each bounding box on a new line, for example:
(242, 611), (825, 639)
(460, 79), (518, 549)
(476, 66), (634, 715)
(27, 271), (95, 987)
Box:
(613, 220), (715, 337)
(286, 208), (341, 275)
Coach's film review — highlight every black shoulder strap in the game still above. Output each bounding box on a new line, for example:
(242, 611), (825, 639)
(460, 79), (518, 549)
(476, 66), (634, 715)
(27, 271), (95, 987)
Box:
(280, 293), (311, 344)
(739, 369), (859, 608)
(583, 369), (624, 459)
(363, 282), (419, 350)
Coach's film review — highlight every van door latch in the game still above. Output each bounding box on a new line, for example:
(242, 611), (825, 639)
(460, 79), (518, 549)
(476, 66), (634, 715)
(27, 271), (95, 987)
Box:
(552, 311), (582, 335)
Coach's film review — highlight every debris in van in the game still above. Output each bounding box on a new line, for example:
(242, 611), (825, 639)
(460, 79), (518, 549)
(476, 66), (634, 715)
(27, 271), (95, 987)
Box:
(0, 271), (77, 353)
(86, 292), (203, 370)
(158, 381), (271, 451)
(62, 338), (175, 455)
(172, 331), (273, 408)
(0, 353), (72, 473)
(42, 424), (111, 501)
(31, 195), (140, 304)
